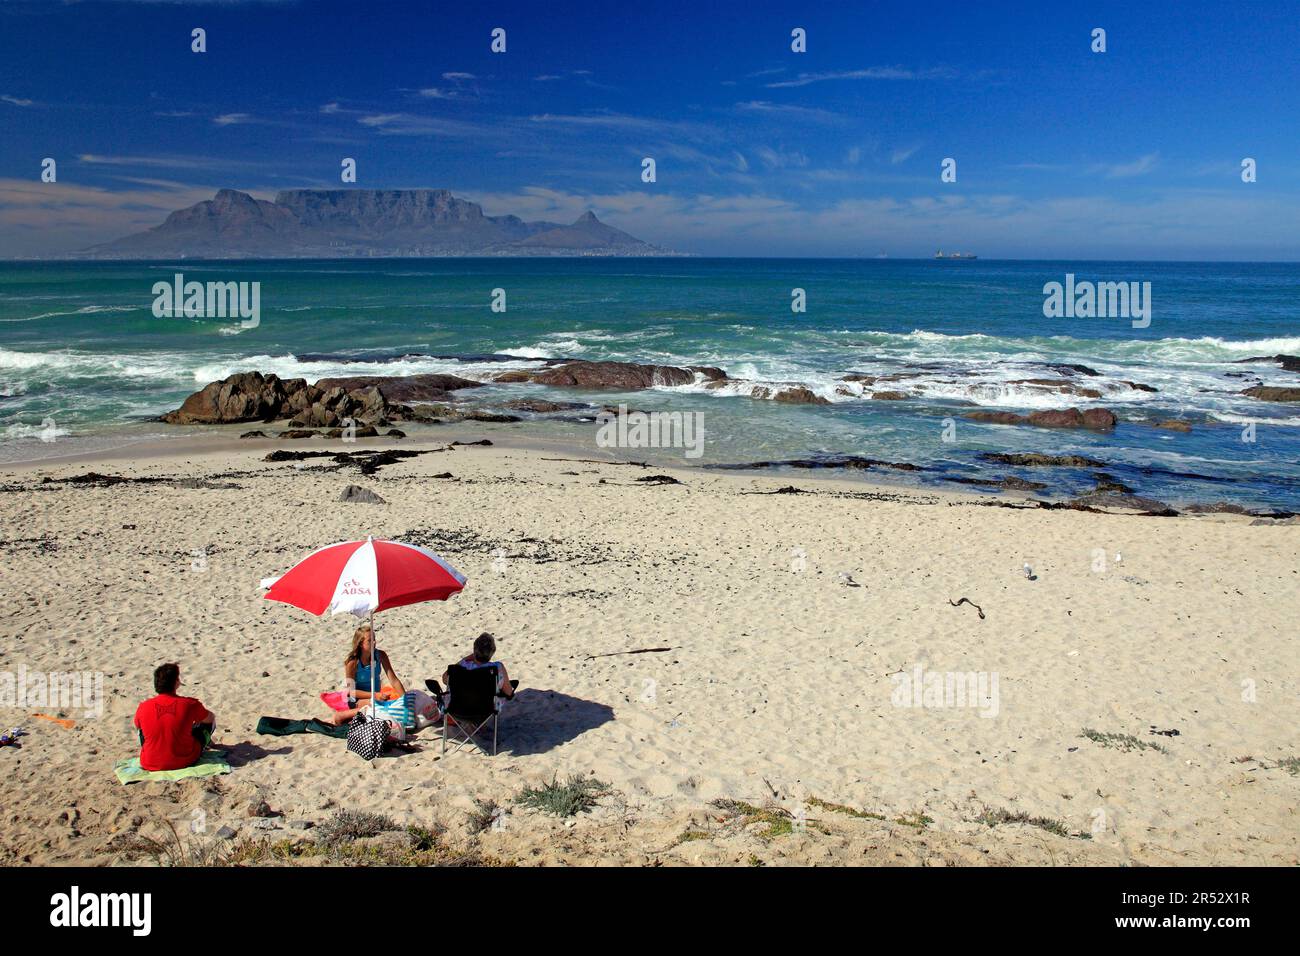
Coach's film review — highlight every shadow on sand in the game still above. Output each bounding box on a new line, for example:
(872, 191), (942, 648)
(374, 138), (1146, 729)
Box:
(489, 688), (614, 756)
(222, 741), (294, 767)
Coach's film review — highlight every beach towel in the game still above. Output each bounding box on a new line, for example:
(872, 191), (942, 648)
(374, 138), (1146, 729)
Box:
(113, 751), (230, 785)
(256, 716), (349, 739)
(368, 691), (415, 727)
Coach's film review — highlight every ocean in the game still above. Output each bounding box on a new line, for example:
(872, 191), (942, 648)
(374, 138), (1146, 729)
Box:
(2, 258), (1299, 509)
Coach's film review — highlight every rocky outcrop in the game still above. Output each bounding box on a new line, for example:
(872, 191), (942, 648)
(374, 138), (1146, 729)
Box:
(518, 361), (714, 390)
(501, 398), (590, 413)
(162, 371), (473, 427)
(1006, 379), (1104, 399)
(1029, 408), (1118, 429)
(771, 386), (829, 405)
(1069, 492), (1175, 513)
(1234, 354), (1300, 373)
(1243, 385), (1300, 402)
(980, 452), (1107, 468)
(1153, 419), (1192, 432)
(161, 371), (299, 425)
(965, 408), (1117, 430)
(312, 374), (481, 403)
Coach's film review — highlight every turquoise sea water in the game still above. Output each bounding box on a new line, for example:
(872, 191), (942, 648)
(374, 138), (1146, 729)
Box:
(2, 259), (1299, 509)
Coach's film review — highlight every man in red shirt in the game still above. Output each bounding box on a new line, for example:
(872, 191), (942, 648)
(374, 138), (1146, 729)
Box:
(134, 663), (216, 771)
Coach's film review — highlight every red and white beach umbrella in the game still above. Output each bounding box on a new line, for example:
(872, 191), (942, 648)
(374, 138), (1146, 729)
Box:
(261, 536), (466, 702)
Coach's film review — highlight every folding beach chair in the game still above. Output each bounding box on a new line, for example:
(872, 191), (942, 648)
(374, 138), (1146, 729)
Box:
(441, 665), (503, 756)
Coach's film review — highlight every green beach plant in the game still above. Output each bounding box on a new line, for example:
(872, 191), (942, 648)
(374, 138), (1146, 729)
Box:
(1081, 728), (1168, 754)
(516, 774), (610, 817)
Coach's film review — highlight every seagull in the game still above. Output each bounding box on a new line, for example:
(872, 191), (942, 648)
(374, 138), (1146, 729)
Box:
(837, 572), (861, 587)
(1023, 563), (1035, 580)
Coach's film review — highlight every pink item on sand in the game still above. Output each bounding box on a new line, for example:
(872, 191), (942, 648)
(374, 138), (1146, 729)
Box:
(320, 691), (351, 712)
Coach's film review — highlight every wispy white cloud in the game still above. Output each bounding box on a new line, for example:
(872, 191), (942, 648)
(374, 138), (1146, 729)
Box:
(356, 112), (496, 138)
(890, 145), (921, 165)
(766, 66), (956, 88)
(1098, 152), (1160, 178)
(465, 184), (1300, 258)
(2, 94), (35, 107)
(754, 146), (809, 170)
(213, 112), (253, 126)
(734, 100), (844, 123)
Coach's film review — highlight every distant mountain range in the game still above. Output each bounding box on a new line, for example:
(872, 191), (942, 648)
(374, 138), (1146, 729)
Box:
(82, 188), (676, 258)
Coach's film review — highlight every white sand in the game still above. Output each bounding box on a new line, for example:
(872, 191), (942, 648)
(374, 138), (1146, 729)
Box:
(0, 435), (1296, 865)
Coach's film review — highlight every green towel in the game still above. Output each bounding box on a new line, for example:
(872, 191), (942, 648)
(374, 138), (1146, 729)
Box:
(113, 751), (231, 785)
(256, 716), (349, 739)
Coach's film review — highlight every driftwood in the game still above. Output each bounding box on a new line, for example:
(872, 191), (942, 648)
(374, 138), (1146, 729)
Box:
(583, 646), (677, 661)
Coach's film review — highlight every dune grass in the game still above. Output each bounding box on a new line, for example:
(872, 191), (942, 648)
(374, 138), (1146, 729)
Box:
(516, 774), (610, 817)
(1081, 728), (1168, 754)
(974, 805), (1091, 840)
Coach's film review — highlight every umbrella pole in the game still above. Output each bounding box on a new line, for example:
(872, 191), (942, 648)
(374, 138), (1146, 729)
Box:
(368, 610), (376, 709)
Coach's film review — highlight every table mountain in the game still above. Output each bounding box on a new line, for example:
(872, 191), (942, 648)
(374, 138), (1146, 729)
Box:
(83, 188), (672, 258)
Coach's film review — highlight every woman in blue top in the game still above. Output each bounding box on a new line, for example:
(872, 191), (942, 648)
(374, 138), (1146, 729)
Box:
(343, 623), (403, 704)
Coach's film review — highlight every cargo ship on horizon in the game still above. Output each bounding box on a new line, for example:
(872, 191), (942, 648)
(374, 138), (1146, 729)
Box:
(935, 250), (978, 259)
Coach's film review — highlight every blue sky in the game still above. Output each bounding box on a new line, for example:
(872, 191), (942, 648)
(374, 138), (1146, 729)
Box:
(2, 0), (1299, 258)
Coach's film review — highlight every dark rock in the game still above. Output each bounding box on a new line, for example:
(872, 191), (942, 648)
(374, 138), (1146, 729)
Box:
(1243, 385), (1300, 402)
(1090, 473), (1134, 494)
(1070, 492), (1175, 513)
(527, 360), (698, 390)
(1044, 363), (1101, 377)
(501, 399), (589, 413)
(839, 373), (877, 384)
(1026, 408), (1117, 430)
(772, 386), (830, 405)
(980, 453), (1107, 468)
(278, 430), (317, 439)
(1153, 419), (1192, 432)
(634, 475), (682, 485)
(312, 374), (482, 403)
(386, 429), (405, 438)
(339, 485), (386, 504)
(239, 430), (268, 439)
(1182, 502), (1251, 514)
(464, 412), (522, 423)
(1119, 381), (1159, 393)
(995, 476), (1048, 491)
(493, 370), (534, 384)
(965, 411), (1028, 425)
(949, 475), (1048, 491)
(451, 439), (492, 447)
(870, 390), (909, 401)
(1234, 354), (1300, 373)
(162, 371), (301, 425)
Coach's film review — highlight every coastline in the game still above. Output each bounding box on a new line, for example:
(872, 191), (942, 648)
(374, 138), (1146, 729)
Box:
(2, 436), (1295, 866)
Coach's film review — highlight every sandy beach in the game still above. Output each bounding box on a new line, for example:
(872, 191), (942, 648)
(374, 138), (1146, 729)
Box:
(0, 431), (1295, 867)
